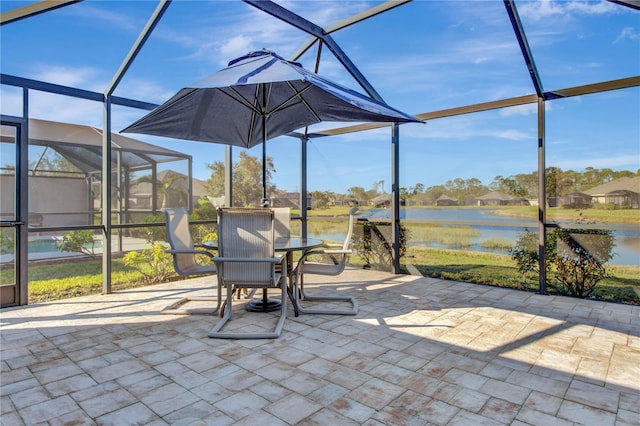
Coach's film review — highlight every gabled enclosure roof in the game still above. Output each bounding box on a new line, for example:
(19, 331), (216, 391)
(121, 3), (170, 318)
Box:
(0, 118), (190, 174)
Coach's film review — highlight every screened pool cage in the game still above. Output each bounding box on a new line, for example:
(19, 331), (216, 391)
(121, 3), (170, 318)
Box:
(1, 0), (638, 307)
(1, 118), (191, 226)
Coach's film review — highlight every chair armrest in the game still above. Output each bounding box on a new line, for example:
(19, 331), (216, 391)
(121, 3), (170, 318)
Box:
(323, 243), (343, 249)
(319, 248), (352, 255)
(301, 248), (351, 258)
(211, 255), (284, 264)
(194, 243), (215, 250)
(165, 249), (214, 258)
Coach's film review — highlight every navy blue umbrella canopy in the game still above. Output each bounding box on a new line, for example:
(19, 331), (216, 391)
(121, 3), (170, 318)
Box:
(123, 49), (420, 200)
(123, 49), (420, 147)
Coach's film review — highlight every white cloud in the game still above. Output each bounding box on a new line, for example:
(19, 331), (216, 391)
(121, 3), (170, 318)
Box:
(65, 4), (140, 31)
(402, 116), (534, 142)
(28, 91), (103, 126)
(116, 79), (175, 104)
(615, 27), (640, 43)
(219, 35), (256, 60)
(518, 0), (568, 21)
(0, 87), (24, 117)
(565, 1), (618, 15)
(14, 64), (174, 127)
(519, 0), (619, 22)
(500, 102), (551, 117)
(495, 129), (530, 140)
(33, 65), (105, 91)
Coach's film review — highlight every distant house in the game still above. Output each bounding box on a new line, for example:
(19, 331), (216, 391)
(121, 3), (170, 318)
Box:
(583, 176), (640, 209)
(558, 192), (592, 209)
(369, 194), (405, 207)
(129, 170), (207, 209)
(333, 196), (360, 207)
(475, 191), (528, 206)
(436, 194), (458, 206)
(371, 193), (391, 208)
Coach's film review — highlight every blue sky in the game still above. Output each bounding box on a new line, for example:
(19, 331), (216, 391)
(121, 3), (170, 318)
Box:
(1, 0), (638, 194)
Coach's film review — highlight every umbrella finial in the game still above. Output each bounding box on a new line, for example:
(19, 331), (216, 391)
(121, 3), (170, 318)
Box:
(228, 49), (277, 66)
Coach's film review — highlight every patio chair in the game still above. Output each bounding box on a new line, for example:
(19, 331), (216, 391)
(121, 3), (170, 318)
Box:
(272, 206), (290, 280)
(292, 207), (359, 315)
(161, 208), (220, 315)
(272, 207), (291, 240)
(208, 208), (287, 339)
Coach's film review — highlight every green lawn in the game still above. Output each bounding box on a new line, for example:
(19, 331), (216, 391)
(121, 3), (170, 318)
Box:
(403, 247), (639, 305)
(8, 245), (636, 305)
(18, 257), (183, 303)
(4, 205), (637, 305)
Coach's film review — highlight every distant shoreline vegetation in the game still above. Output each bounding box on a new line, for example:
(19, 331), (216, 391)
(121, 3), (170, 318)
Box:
(401, 205), (639, 225)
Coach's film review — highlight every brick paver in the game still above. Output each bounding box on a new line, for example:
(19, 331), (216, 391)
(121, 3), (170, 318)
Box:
(1, 269), (638, 425)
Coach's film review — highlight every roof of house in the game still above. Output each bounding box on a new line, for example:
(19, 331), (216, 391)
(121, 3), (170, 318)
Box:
(583, 176), (640, 195)
(129, 170), (207, 197)
(475, 191), (516, 201)
(371, 194), (391, 203)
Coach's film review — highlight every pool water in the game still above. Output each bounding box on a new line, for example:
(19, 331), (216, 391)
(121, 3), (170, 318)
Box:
(28, 237), (102, 253)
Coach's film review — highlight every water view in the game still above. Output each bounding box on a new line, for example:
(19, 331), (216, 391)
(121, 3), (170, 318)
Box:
(310, 208), (640, 266)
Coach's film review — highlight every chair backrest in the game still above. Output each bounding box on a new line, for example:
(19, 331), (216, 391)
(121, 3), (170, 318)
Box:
(341, 207), (359, 251)
(299, 207), (359, 277)
(272, 207), (290, 240)
(164, 207), (199, 274)
(217, 208), (275, 284)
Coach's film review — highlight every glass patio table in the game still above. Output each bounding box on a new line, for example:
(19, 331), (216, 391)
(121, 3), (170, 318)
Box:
(203, 237), (324, 316)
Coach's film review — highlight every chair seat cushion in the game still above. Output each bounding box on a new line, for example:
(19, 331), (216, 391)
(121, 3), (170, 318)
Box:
(300, 261), (343, 276)
(180, 264), (217, 275)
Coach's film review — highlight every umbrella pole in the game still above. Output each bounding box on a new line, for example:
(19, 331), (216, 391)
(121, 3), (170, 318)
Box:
(261, 83), (268, 204)
(254, 97), (277, 311)
(262, 137), (267, 201)
(260, 121), (270, 309)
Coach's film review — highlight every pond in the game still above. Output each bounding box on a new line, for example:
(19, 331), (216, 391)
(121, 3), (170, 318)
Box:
(309, 208), (640, 266)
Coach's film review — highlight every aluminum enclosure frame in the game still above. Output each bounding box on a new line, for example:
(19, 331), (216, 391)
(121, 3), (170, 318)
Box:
(1, 0), (638, 303)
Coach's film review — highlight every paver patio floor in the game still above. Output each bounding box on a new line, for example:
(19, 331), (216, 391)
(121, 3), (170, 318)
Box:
(1, 269), (638, 425)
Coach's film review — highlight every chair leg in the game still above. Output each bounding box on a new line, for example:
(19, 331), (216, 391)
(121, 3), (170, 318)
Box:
(295, 275), (358, 316)
(161, 282), (222, 315)
(161, 273), (223, 315)
(208, 284), (287, 339)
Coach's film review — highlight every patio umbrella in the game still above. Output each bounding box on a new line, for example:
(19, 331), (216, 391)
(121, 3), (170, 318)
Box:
(123, 49), (421, 200)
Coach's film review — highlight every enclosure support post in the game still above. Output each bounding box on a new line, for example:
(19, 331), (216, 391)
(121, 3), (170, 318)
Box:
(102, 98), (112, 294)
(391, 123), (401, 274)
(538, 98), (547, 295)
(116, 151), (123, 253)
(101, 0), (170, 294)
(300, 135), (308, 237)
(19, 89), (29, 304)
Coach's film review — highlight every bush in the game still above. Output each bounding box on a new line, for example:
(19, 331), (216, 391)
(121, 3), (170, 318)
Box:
(511, 227), (615, 298)
(57, 230), (98, 258)
(353, 220), (409, 271)
(123, 243), (174, 285)
(126, 214), (166, 243)
(592, 203), (615, 210)
(0, 228), (14, 255)
(510, 229), (539, 290)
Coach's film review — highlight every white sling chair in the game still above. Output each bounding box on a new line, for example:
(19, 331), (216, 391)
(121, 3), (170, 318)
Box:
(162, 208), (220, 315)
(208, 208), (287, 339)
(292, 207), (359, 315)
(272, 207), (291, 240)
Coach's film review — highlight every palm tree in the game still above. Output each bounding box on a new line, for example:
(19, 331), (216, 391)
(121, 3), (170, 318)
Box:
(135, 170), (188, 209)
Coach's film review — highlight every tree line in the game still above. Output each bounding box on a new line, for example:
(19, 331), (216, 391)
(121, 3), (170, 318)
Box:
(202, 152), (638, 208)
